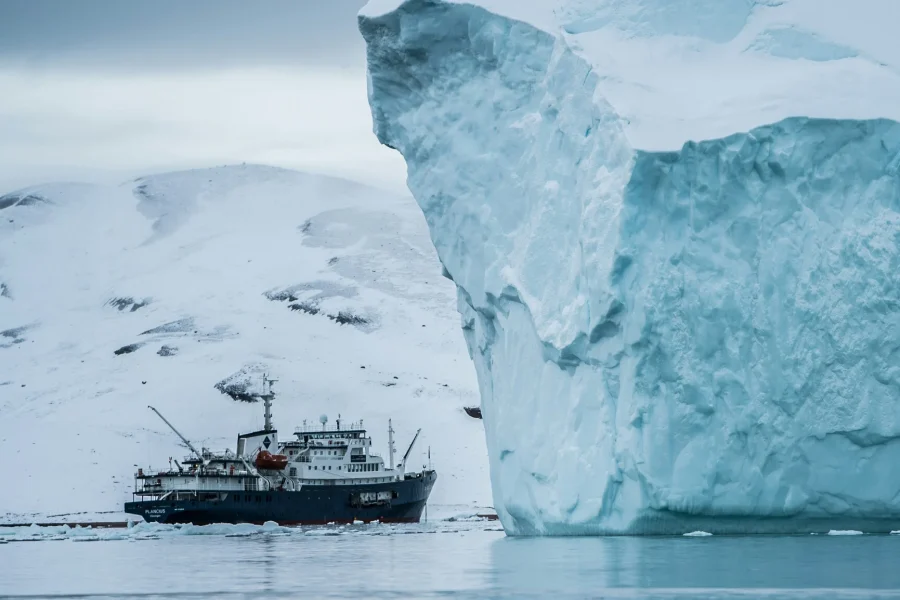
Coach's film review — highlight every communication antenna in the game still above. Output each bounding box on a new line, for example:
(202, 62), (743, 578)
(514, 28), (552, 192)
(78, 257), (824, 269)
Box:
(320, 414), (328, 431)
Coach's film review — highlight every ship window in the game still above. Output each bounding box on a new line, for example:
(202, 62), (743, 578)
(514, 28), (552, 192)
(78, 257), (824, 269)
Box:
(328, 466), (331, 470)
(234, 495), (240, 502)
(256, 495), (261, 502)
(289, 467), (297, 476)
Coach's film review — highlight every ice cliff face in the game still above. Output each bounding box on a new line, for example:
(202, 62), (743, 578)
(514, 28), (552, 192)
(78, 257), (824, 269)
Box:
(360, 0), (900, 534)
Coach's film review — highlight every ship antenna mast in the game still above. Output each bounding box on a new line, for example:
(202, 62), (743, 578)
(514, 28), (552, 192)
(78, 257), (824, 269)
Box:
(388, 419), (395, 470)
(261, 373), (277, 432)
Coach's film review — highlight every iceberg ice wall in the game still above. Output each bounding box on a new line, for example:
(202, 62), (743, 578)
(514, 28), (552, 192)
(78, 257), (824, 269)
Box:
(360, 0), (900, 534)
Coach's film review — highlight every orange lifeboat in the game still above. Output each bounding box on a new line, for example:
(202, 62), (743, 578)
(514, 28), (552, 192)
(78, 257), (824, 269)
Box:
(255, 450), (289, 470)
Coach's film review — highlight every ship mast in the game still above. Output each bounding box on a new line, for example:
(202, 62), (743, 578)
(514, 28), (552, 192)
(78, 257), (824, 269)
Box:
(388, 419), (395, 470)
(261, 374), (277, 432)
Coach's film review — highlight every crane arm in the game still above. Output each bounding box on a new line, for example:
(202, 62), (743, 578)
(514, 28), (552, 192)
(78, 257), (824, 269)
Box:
(398, 428), (421, 475)
(148, 405), (207, 465)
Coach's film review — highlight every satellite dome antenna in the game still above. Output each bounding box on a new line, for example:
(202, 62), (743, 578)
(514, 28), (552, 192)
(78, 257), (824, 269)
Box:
(319, 414), (328, 431)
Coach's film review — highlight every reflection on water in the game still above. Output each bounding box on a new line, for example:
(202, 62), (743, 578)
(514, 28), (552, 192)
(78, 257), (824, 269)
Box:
(490, 534), (900, 596)
(2, 521), (900, 599)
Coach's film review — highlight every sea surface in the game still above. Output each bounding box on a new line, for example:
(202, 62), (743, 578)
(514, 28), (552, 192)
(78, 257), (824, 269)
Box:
(2, 520), (900, 599)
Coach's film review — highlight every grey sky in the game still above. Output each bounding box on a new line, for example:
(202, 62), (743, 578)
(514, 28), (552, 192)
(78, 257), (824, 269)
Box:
(0, 1), (368, 70)
(0, 1), (408, 194)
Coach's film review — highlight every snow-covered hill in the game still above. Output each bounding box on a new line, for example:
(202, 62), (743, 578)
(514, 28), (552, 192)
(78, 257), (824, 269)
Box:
(0, 164), (488, 521)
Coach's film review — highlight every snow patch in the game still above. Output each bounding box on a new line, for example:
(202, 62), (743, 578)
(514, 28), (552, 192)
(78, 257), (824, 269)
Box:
(745, 27), (859, 61)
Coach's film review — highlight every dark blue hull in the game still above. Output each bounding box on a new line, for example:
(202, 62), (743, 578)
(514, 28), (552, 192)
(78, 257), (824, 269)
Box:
(124, 471), (436, 525)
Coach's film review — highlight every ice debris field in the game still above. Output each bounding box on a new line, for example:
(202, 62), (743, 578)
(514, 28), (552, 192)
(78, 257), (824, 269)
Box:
(0, 519), (502, 544)
(360, 0), (900, 535)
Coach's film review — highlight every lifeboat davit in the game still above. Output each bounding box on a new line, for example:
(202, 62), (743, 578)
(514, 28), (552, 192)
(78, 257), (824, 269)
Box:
(255, 450), (288, 470)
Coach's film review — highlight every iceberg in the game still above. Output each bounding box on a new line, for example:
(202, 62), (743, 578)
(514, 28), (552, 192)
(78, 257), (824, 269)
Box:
(359, 0), (900, 534)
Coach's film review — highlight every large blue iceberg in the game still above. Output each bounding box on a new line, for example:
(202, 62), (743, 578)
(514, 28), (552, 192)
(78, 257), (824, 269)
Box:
(360, 0), (900, 534)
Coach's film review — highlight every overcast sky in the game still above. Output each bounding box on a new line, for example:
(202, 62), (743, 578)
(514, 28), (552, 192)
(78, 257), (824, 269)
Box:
(0, 0), (408, 193)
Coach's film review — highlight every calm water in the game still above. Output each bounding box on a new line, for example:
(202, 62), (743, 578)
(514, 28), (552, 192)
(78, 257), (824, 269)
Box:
(2, 521), (900, 599)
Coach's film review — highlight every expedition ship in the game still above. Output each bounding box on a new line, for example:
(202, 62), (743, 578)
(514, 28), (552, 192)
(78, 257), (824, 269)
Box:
(124, 377), (436, 525)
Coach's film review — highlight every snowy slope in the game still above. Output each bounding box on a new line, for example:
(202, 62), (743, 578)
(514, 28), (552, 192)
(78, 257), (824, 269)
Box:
(0, 164), (487, 520)
(361, 0), (900, 534)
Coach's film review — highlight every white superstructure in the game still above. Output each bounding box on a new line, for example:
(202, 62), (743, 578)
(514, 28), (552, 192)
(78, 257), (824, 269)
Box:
(134, 407), (422, 499)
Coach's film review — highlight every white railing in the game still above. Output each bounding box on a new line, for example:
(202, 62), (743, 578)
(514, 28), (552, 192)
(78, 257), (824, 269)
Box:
(294, 421), (364, 433)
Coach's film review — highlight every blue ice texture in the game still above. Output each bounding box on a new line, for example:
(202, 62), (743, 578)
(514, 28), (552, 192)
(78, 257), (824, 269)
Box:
(360, 0), (900, 534)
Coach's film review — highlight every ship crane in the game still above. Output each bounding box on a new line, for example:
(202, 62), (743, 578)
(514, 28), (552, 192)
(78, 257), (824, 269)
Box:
(148, 406), (210, 467)
(397, 428), (421, 477)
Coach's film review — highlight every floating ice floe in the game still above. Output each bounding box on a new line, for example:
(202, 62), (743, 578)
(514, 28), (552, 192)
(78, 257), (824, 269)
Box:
(0, 519), (495, 543)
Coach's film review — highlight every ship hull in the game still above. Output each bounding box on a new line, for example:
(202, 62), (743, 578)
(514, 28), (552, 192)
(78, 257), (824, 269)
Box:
(124, 471), (436, 526)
